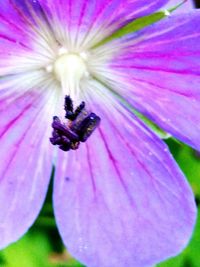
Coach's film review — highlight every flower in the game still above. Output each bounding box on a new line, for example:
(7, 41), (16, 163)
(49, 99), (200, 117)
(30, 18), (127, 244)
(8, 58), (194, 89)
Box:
(0, 0), (199, 266)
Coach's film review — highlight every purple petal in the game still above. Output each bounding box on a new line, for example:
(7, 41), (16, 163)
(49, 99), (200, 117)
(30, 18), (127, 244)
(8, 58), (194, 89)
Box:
(0, 0), (169, 55)
(0, 0), (51, 26)
(100, 11), (200, 150)
(53, 90), (196, 267)
(0, 80), (56, 248)
(0, 10), (34, 75)
(165, 0), (194, 13)
(36, 0), (169, 46)
(0, 14), (31, 55)
(0, 1), (33, 43)
(0, 0), (55, 65)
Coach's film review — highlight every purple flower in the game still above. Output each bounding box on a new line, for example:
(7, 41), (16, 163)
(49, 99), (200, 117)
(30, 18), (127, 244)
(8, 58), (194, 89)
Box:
(165, 0), (194, 11)
(0, 0), (199, 266)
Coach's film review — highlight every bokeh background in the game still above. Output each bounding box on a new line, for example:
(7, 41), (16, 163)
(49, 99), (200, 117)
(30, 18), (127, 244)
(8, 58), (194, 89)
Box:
(0, 1), (200, 266)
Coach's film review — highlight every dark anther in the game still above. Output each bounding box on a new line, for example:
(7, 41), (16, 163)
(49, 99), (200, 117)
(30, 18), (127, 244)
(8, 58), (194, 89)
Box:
(50, 96), (101, 152)
(64, 95), (86, 121)
(64, 95), (74, 120)
(75, 113), (101, 142)
(52, 119), (79, 142)
(64, 96), (73, 112)
(73, 101), (85, 120)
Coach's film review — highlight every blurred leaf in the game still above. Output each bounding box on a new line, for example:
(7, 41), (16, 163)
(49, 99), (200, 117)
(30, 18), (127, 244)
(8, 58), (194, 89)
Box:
(0, 230), (85, 267)
(0, 231), (51, 267)
(48, 251), (85, 267)
(133, 110), (171, 139)
(175, 146), (200, 197)
(166, 140), (200, 196)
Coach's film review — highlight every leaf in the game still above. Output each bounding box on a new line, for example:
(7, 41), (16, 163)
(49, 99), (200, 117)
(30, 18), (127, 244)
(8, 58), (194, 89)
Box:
(0, 231), (51, 267)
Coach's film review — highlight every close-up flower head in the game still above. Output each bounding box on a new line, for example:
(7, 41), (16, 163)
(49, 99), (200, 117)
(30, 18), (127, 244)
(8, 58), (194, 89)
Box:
(0, 0), (200, 266)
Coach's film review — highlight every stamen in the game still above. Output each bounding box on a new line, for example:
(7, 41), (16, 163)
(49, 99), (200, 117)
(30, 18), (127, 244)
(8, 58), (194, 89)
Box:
(50, 96), (101, 152)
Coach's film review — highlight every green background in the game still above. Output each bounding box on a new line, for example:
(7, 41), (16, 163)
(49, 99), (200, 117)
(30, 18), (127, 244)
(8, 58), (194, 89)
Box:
(0, 139), (199, 267)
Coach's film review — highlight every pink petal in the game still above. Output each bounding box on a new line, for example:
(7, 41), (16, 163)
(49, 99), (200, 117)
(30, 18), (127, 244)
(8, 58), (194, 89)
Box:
(53, 90), (196, 267)
(100, 11), (200, 150)
(38, 0), (169, 46)
(0, 81), (56, 248)
(0, 0), (51, 29)
(0, 1), (56, 75)
(165, 0), (194, 13)
(0, 19), (30, 58)
(0, 1), (35, 50)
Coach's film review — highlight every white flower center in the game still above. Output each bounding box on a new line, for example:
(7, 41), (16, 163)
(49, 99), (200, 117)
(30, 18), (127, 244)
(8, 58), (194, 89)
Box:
(52, 51), (89, 99)
(54, 53), (87, 83)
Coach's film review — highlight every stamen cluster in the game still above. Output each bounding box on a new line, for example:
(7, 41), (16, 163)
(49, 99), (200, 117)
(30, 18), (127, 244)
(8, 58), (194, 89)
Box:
(50, 96), (101, 151)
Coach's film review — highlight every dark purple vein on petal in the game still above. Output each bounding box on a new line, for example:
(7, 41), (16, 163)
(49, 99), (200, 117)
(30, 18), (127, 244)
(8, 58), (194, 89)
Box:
(129, 76), (197, 98)
(0, 90), (52, 180)
(98, 127), (136, 207)
(85, 142), (96, 193)
(113, 64), (200, 76)
(107, 114), (183, 199)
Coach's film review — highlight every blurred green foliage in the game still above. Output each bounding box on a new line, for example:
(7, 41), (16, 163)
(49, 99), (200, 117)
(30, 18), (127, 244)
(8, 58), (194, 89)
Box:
(0, 139), (199, 267)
